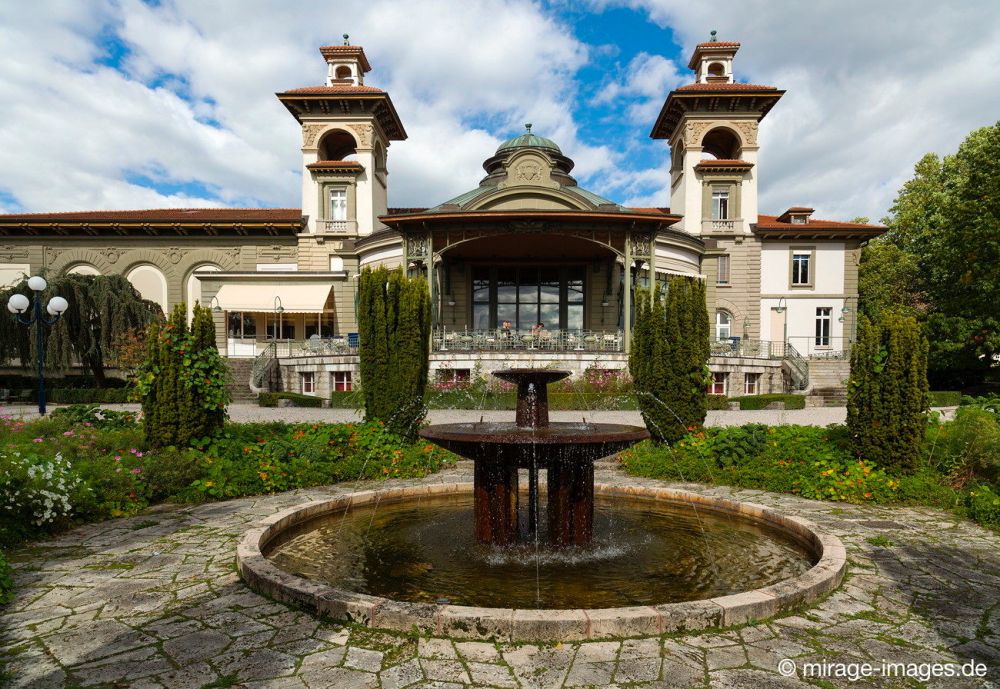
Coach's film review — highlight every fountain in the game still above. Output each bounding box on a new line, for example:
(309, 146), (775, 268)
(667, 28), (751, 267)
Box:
(237, 367), (848, 640)
(418, 369), (649, 546)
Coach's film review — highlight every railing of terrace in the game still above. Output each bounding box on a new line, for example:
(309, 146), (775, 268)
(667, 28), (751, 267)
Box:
(433, 328), (625, 352)
(787, 336), (853, 360)
(708, 338), (785, 359)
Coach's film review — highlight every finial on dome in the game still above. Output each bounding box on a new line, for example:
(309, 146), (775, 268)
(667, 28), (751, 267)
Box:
(525, 123), (532, 133)
(710, 30), (717, 42)
(343, 33), (350, 45)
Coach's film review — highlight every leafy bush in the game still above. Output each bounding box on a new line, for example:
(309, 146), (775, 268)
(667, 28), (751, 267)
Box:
(961, 394), (1000, 414)
(258, 392), (325, 408)
(966, 483), (1000, 529)
(928, 390), (962, 406)
(738, 394), (807, 410)
(925, 406), (1000, 486)
(706, 395), (730, 410)
(49, 404), (137, 430)
(0, 449), (89, 544)
(0, 550), (13, 606)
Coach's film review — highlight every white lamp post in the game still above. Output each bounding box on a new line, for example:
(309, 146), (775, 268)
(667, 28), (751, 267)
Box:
(6, 276), (70, 415)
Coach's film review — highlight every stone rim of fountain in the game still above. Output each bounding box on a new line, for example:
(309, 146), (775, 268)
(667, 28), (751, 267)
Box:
(236, 483), (847, 641)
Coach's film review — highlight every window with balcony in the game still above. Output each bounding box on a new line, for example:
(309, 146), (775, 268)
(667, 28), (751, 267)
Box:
(472, 266), (584, 331)
(711, 189), (730, 220)
(815, 307), (832, 347)
(330, 188), (347, 221)
(717, 255), (730, 285)
(709, 372), (728, 395)
(715, 310), (732, 341)
(791, 251), (812, 286)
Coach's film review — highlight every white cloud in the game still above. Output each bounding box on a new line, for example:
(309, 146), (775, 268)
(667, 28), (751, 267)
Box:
(584, 0), (1000, 220)
(592, 52), (684, 124)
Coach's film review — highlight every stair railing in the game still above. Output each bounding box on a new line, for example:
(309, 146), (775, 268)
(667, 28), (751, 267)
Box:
(782, 341), (810, 391)
(250, 341), (277, 394)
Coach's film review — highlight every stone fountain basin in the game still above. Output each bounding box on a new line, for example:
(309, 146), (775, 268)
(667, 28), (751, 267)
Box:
(418, 422), (649, 467)
(236, 483), (847, 642)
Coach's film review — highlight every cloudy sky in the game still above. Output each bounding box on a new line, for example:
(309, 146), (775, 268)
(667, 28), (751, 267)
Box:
(0, 0), (997, 222)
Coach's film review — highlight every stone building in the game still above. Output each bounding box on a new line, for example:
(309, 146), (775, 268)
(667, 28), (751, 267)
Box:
(0, 37), (883, 399)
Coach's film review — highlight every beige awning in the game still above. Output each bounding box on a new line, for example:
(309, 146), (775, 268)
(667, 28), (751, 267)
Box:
(215, 283), (333, 313)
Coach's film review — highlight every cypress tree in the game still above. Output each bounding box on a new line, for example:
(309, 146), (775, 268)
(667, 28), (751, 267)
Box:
(847, 313), (929, 472)
(357, 266), (431, 438)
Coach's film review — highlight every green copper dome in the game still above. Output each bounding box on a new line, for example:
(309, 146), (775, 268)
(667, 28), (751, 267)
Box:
(496, 124), (561, 155)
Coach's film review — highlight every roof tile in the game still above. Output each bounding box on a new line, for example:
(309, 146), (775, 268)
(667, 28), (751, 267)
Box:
(676, 82), (777, 92)
(278, 84), (385, 95)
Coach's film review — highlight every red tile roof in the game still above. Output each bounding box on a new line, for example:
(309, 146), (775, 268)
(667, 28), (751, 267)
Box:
(0, 208), (303, 223)
(785, 206), (815, 212)
(756, 214), (884, 230)
(386, 207), (428, 215)
(676, 82), (777, 92)
(695, 41), (740, 48)
(318, 45), (372, 72)
(627, 207), (672, 214)
(696, 159), (753, 168)
(278, 84), (385, 95)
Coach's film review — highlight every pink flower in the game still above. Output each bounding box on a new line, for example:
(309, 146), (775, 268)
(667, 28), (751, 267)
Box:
(114, 456), (122, 462)
(63, 431), (74, 437)
(33, 437), (44, 443)
(135, 452), (143, 458)
(130, 467), (142, 475)
(129, 448), (139, 455)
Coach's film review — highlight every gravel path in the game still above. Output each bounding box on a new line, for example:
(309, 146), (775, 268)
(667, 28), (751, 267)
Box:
(3, 461), (998, 688)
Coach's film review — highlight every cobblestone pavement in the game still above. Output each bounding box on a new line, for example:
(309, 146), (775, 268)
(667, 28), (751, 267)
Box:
(3, 461), (998, 688)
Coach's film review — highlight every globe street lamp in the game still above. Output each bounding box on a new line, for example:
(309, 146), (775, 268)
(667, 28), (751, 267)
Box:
(6, 276), (70, 415)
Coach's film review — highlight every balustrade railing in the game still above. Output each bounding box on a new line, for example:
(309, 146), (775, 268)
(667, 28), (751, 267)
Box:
(316, 219), (358, 235)
(433, 328), (624, 352)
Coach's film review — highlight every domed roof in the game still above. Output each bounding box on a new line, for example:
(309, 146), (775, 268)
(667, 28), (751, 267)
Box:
(496, 124), (561, 155)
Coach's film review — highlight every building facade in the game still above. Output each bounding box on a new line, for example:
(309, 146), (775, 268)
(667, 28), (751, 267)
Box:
(0, 37), (883, 399)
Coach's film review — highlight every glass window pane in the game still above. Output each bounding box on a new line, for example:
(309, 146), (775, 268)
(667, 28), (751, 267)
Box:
(473, 268), (490, 301)
(473, 303), (491, 329)
(519, 304), (538, 330)
(497, 269), (516, 302)
(566, 304), (583, 331)
(518, 268), (539, 301)
(539, 268), (560, 302)
(497, 303), (516, 328)
(539, 302), (559, 328)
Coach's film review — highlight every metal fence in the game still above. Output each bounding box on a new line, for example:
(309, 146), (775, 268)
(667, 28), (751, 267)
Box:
(433, 328), (625, 352)
(787, 336), (853, 360)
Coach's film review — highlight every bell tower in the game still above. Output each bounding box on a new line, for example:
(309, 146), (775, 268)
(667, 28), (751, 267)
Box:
(277, 36), (407, 237)
(649, 32), (783, 236)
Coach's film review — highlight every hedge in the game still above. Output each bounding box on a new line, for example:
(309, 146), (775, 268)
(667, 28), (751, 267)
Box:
(738, 394), (807, 410)
(23, 388), (131, 404)
(928, 391), (962, 407)
(0, 375), (128, 389)
(706, 395), (730, 410)
(258, 392), (325, 408)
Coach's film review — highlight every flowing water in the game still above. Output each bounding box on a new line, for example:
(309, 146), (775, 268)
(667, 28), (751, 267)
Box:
(265, 493), (815, 609)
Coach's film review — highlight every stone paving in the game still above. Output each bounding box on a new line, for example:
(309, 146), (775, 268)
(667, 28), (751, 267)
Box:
(2, 461), (998, 688)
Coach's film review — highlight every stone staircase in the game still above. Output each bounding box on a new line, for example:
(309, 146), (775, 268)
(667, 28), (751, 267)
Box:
(805, 360), (851, 406)
(810, 386), (848, 407)
(225, 359), (258, 402)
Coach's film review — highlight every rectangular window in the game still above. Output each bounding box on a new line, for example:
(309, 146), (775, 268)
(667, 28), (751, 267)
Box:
(266, 321), (295, 339)
(744, 372), (761, 395)
(709, 372), (728, 396)
(301, 372), (315, 394)
(470, 266), (585, 331)
(791, 252), (811, 286)
(815, 307), (832, 347)
(711, 189), (730, 220)
(331, 371), (352, 392)
(717, 255), (730, 285)
(227, 312), (256, 338)
(329, 188), (347, 221)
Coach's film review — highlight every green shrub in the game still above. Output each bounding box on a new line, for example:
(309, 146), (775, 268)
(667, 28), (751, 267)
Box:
(329, 391), (364, 408)
(925, 406), (1000, 485)
(358, 266), (431, 439)
(847, 314), (929, 472)
(29, 388), (131, 404)
(961, 394), (1000, 414)
(258, 392), (325, 408)
(738, 394), (807, 410)
(928, 391), (962, 406)
(0, 551), (13, 606)
(966, 483), (1000, 529)
(706, 395), (730, 410)
(0, 449), (90, 545)
(49, 404), (137, 430)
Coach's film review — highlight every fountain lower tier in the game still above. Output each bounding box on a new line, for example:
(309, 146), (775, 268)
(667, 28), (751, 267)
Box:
(419, 421), (648, 546)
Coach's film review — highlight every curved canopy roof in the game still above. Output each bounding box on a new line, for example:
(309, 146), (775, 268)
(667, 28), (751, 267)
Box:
(496, 125), (562, 155)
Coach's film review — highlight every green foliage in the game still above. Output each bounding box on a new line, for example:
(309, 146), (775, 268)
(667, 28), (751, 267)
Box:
(925, 406), (1000, 486)
(706, 395), (730, 410)
(49, 404), (137, 429)
(38, 388), (130, 404)
(630, 277), (710, 443)
(848, 314), (929, 472)
(137, 303), (229, 448)
(258, 392), (326, 408)
(966, 483), (1000, 529)
(0, 273), (161, 386)
(738, 394), (807, 410)
(858, 239), (924, 321)
(0, 550), (13, 606)
(873, 123), (1000, 388)
(928, 391), (962, 407)
(0, 449), (89, 543)
(357, 267), (431, 438)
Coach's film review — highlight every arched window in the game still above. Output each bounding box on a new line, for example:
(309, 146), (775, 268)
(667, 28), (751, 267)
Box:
(374, 142), (387, 173)
(334, 65), (352, 80)
(186, 264), (221, 323)
(127, 264), (168, 314)
(318, 129), (358, 161)
(66, 264), (100, 276)
(707, 62), (725, 77)
(701, 127), (741, 160)
(715, 310), (732, 341)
